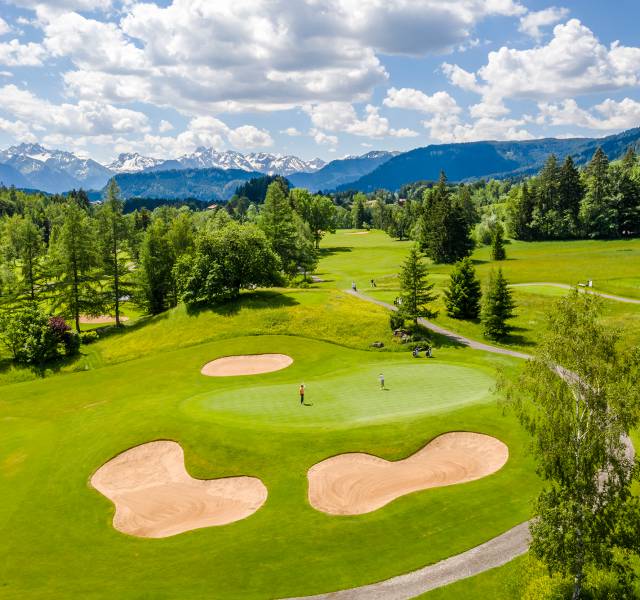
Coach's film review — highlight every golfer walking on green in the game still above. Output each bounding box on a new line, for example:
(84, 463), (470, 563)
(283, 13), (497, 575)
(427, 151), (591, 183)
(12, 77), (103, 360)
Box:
(378, 373), (385, 390)
(299, 383), (305, 405)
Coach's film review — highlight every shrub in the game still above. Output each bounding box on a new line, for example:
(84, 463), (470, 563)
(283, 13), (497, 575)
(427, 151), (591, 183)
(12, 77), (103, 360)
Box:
(389, 312), (404, 331)
(80, 331), (99, 345)
(0, 305), (59, 365)
(63, 330), (81, 356)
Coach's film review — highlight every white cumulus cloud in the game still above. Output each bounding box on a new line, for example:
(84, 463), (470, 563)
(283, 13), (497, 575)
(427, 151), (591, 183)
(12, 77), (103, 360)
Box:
(518, 7), (569, 40)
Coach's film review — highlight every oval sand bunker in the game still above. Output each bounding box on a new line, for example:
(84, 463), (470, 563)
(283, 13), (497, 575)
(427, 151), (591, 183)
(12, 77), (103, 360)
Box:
(201, 353), (293, 377)
(91, 441), (267, 538)
(308, 432), (508, 516)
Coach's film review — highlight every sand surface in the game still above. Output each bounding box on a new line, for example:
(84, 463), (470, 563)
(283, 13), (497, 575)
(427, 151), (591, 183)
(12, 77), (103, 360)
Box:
(79, 315), (130, 324)
(308, 432), (508, 515)
(91, 441), (268, 538)
(201, 353), (293, 376)
(347, 231), (369, 235)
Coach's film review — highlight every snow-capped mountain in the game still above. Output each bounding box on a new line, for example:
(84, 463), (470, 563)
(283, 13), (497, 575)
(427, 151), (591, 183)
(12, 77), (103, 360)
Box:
(107, 152), (165, 174)
(0, 143), (112, 191)
(150, 148), (326, 176)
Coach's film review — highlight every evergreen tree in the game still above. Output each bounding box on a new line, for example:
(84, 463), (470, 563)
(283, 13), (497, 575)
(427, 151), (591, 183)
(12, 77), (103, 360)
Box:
(398, 244), (437, 324)
(579, 147), (615, 238)
(351, 193), (366, 228)
(419, 171), (474, 264)
(558, 155), (584, 235)
(609, 163), (640, 236)
(508, 181), (535, 240)
(621, 146), (637, 172)
(50, 201), (102, 332)
(481, 268), (516, 340)
(258, 181), (299, 276)
(501, 291), (640, 599)
(443, 257), (481, 319)
(490, 222), (507, 261)
(455, 184), (480, 229)
(97, 181), (130, 326)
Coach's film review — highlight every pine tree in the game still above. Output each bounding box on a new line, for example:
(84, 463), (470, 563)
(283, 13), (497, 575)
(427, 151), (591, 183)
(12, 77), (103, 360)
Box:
(419, 171), (474, 264)
(481, 268), (516, 340)
(398, 244), (437, 324)
(558, 155), (584, 235)
(443, 257), (481, 319)
(621, 146), (637, 171)
(259, 181), (298, 276)
(490, 222), (507, 261)
(97, 180), (131, 326)
(579, 147), (614, 238)
(351, 193), (366, 228)
(509, 181), (535, 240)
(138, 218), (175, 315)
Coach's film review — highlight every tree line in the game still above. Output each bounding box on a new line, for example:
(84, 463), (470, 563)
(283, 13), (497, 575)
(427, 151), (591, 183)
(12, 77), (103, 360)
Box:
(0, 180), (337, 365)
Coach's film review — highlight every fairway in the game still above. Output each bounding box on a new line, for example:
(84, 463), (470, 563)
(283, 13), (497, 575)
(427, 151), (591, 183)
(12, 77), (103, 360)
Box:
(0, 330), (539, 599)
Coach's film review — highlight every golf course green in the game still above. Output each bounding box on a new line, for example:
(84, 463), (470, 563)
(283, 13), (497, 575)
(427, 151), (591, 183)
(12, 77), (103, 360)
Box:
(3, 229), (640, 599)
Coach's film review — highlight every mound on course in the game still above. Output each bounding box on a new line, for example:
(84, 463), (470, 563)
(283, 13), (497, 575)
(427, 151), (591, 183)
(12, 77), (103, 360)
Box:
(91, 440), (268, 538)
(308, 432), (509, 515)
(200, 353), (293, 376)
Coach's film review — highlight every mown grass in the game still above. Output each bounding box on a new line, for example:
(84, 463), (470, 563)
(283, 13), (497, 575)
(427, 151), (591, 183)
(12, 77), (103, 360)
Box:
(0, 335), (538, 599)
(318, 230), (640, 352)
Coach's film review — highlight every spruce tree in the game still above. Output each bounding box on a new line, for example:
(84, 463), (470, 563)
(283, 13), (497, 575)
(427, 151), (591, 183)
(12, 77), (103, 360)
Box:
(481, 268), (516, 340)
(490, 222), (507, 261)
(621, 146), (637, 171)
(259, 181), (298, 276)
(558, 155), (584, 235)
(351, 193), (366, 228)
(398, 244), (437, 324)
(579, 147), (614, 238)
(443, 257), (481, 319)
(419, 171), (474, 264)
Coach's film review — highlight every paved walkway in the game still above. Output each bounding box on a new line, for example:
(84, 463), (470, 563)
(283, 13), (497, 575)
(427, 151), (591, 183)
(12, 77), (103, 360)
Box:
(510, 282), (640, 305)
(282, 288), (635, 600)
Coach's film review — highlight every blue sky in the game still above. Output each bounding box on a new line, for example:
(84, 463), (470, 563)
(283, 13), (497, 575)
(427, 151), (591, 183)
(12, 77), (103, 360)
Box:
(0, 0), (638, 164)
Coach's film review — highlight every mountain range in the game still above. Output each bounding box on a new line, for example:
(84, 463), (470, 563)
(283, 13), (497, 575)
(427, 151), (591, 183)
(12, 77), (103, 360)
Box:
(1, 127), (639, 200)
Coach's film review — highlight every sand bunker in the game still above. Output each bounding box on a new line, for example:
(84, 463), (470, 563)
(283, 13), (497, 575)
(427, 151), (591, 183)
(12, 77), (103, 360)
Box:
(201, 353), (293, 377)
(347, 231), (369, 235)
(308, 432), (508, 515)
(79, 315), (129, 324)
(91, 441), (267, 538)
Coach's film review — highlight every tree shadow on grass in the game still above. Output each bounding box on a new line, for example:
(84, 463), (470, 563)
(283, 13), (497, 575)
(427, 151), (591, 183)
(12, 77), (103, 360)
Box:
(318, 246), (353, 258)
(185, 290), (300, 317)
(502, 326), (536, 347)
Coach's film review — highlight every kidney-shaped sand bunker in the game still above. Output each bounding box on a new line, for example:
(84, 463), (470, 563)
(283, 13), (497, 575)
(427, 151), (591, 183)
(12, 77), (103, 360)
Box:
(308, 432), (508, 516)
(91, 441), (268, 538)
(201, 353), (293, 377)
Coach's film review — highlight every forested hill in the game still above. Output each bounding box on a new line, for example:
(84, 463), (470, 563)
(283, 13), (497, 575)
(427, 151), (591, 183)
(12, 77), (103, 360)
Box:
(110, 167), (264, 201)
(340, 127), (640, 192)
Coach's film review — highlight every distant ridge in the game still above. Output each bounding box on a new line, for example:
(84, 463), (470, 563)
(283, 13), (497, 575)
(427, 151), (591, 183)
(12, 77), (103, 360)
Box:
(339, 127), (640, 192)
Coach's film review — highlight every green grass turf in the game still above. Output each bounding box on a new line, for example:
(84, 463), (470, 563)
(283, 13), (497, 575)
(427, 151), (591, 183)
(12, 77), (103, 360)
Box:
(317, 231), (640, 352)
(0, 333), (539, 599)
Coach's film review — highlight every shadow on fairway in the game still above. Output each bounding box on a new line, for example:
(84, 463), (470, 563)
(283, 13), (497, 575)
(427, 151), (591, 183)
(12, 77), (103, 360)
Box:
(318, 246), (353, 258)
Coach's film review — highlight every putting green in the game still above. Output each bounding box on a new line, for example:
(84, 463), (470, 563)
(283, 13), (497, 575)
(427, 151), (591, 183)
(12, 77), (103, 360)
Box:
(184, 362), (494, 427)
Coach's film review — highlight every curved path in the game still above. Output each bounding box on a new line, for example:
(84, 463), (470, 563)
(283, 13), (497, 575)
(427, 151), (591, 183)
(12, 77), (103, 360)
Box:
(510, 282), (640, 305)
(281, 289), (635, 600)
